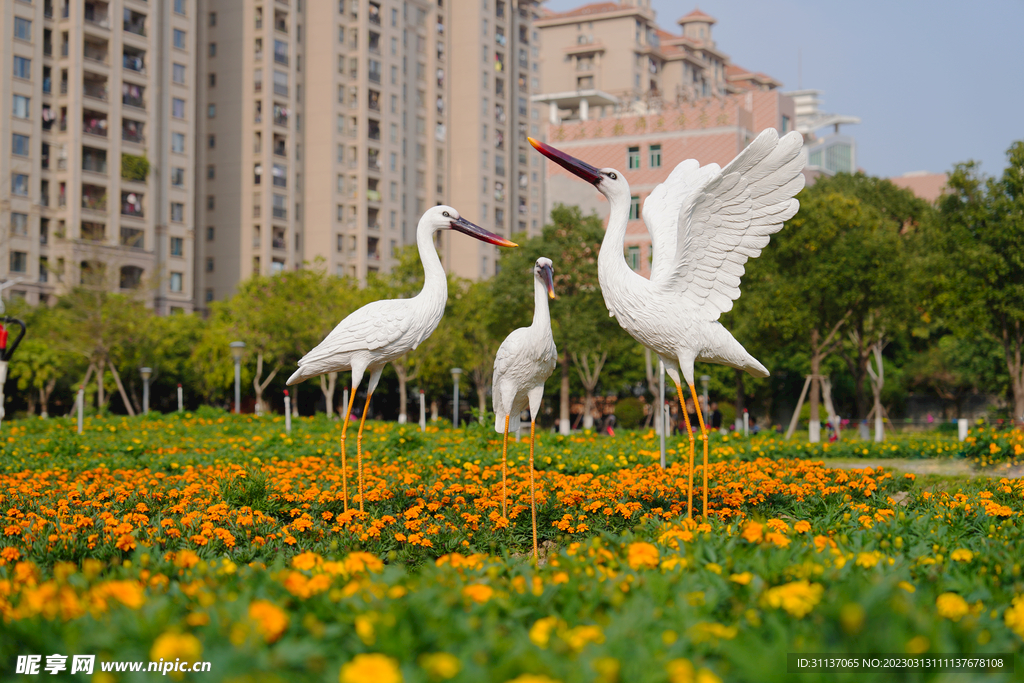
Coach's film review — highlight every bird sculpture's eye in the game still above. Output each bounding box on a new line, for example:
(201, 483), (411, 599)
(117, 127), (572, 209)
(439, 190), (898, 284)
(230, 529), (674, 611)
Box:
(608, 172), (617, 180)
(442, 211), (450, 218)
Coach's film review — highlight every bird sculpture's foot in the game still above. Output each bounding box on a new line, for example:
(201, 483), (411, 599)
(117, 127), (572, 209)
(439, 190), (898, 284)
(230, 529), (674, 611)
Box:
(356, 391), (373, 514)
(339, 389), (358, 513)
(688, 383), (710, 519)
(502, 415), (510, 521)
(530, 421), (538, 561)
(675, 381), (696, 518)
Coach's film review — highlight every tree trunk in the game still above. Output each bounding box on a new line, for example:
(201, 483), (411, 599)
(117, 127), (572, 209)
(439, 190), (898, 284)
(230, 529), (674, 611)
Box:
(559, 349), (571, 434)
(319, 372), (337, 420)
(1001, 318), (1024, 426)
(393, 360), (419, 424)
(644, 349), (660, 430)
(809, 329), (821, 443)
(572, 350), (607, 430)
(842, 326), (872, 420)
(471, 365), (489, 424)
(40, 377), (56, 418)
(26, 391), (37, 416)
(430, 400), (438, 422)
(107, 362), (137, 417)
(252, 351), (280, 416)
(291, 382), (299, 417)
(96, 359), (106, 409)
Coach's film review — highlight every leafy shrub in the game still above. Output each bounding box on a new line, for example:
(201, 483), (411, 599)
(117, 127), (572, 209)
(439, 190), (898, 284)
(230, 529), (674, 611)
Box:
(121, 153), (150, 181)
(615, 397), (644, 428)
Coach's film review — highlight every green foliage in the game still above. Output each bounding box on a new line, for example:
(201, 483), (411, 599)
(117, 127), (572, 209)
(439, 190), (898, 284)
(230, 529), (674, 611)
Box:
(614, 397), (644, 428)
(120, 153), (150, 181)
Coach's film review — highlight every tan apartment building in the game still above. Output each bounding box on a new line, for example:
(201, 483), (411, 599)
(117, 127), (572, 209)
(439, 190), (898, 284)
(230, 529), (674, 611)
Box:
(195, 0), (545, 304)
(1, 0), (197, 312)
(532, 3), (796, 279)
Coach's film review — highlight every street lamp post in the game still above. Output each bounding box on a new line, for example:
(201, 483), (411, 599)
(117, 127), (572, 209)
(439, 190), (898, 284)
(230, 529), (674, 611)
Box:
(450, 368), (463, 428)
(230, 341), (246, 414)
(140, 367), (152, 414)
(700, 375), (711, 426)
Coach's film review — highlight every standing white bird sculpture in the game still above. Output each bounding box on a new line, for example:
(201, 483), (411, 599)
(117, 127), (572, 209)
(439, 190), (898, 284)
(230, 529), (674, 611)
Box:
(492, 257), (557, 559)
(529, 129), (805, 518)
(287, 205), (517, 512)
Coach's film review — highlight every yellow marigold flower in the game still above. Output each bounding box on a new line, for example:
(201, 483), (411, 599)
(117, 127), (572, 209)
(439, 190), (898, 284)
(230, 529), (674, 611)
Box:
(462, 584), (494, 603)
(355, 615), (376, 645)
(661, 556), (687, 571)
(340, 653), (402, 683)
(249, 600), (289, 643)
(812, 535), (835, 552)
(705, 563), (722, 575)
(689, 621), (738, 643)
(906, 635), (930, 654)
(729, 572), (753, 585)
(592, 657), (619, 683)
(1004, 595), (1024, 639)
(794, 520), (812, 534)
(292, 551), (323, 571)
(150, 632), (202, 663)
(741, 521), (763, 544)
(529, 616), (563, 649)
(419, 652), (460, 680)
(936, 593), (969, 622)
(765, 532), (791, 548)
(344, 552), (384, 575)
(563, 624), (604, 652)
(503, 676), (561, 683)
(898, 581), (916, 593)
(666, 658), (694, 683)
(950, 549), (974, 562)
(856, 551), (883, 568)
(626, 542), (659, 570)
(696, 670), (722, 683)
(762, 580), (824, 618)
(766, 518), (789, 533)
(96, 580), (145, 609)
(172, 550), (200, 569)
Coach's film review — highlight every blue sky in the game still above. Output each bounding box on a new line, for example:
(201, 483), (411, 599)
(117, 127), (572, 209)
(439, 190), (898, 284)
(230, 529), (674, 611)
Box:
(540, 0), (1024, 179)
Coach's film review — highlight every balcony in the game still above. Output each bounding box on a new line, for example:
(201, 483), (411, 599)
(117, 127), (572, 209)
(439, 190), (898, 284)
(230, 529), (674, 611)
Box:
(274, 10), (288, 33)
(121, 193), (143, 218)
(123, 10), (147, 37)
(123, 49), (145, 74)
(272, 231), (286, 250)
(119, 227), (143, 248)
(272, 164), (287, 188)
(368, 2), (381, 25)
(121, 83), (145, 109)
(273, 105), (288, 127)
(84, 40), (108, 64)
(45, 0), (53, 19)
(81, 221), (105, 242)
(368, 90), (380, 112)
(273, 41), (288, 66)
(84, 2), (110, 28)
(82, 111), (108, 137)
(273, 135), (286, 157)
(368, 120), (380, 141)
(82, 184), (107, 211)
(272, 206), (287, 220)
(82, 148), (107, 174)
(121, 119), (144, 144)
(83, 77), (108, 102)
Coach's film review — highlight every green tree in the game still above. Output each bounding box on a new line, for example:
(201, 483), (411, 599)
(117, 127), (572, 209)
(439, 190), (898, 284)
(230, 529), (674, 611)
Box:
(6, 305), (81, 417)
(930, 142), (1024, 422)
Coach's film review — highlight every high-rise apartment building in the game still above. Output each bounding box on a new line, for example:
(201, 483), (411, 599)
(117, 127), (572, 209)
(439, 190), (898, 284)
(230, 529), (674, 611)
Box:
(1, 0), (197, 312)
(196, 0), (545, 305)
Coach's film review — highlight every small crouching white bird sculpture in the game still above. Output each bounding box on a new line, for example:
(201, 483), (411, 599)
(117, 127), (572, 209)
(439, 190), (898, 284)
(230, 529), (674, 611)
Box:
(529, 129), (805, 518)
(287, 205), (517, 512)
(492, 257), (557, 559)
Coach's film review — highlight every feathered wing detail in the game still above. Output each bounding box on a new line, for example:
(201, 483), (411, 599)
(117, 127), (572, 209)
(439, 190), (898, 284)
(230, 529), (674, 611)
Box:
(653, 129), (805, 319)
(296, 300), (410, 369)
(644, 159), (704, 282)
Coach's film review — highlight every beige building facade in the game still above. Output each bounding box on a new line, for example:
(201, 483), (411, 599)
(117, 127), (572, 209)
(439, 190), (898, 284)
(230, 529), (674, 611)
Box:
(1, 0), (197, 312)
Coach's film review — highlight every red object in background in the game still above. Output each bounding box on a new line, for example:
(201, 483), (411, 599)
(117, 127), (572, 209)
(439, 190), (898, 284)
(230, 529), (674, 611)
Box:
(0, 326), (8, 350)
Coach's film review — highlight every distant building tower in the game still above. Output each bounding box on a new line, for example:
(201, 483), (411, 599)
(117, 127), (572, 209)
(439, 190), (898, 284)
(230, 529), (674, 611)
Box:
(786, 89), (860, 176)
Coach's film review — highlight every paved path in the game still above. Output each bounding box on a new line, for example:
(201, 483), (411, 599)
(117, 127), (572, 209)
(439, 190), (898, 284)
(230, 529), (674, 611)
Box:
(825, 458), (1024, 479)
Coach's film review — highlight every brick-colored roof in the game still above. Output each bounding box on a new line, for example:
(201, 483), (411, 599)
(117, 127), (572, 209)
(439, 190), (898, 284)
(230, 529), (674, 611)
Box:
(678, 8), (716, 24)
(889, 173), (948, 203)
(542, 2), (625, 20)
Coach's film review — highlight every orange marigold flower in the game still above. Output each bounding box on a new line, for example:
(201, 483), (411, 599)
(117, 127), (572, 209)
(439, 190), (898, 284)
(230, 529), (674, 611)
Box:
(627, 542), (659, 570)
(340, 653), (402, 683)
(249, 600), (289, 643)
(741, 521), (763, 544)
(462, 584), (494, 603)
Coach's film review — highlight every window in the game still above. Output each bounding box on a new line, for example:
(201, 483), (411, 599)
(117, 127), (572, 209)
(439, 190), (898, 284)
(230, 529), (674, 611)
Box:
(170, 236), (184, 257)
(208, 42), (217, 57)
(171, 167), (185, 186)
(207, 195), (215, 210)
(205, 289), (214, 303)
(627, 146), (640, 169)
(14, 17), (31, 41)
(13, 56), (31, 79)
(206, 226), (215, 241)
(173, 29), (186, 50)
(207, 165), (215, 179)
(274, 40), (288, 65)
(629, 195), (640, 220)
(12, 134), (29, 156)
(172, 98), (186, 118)
(207, 104), (216, 118)
(174, 0), (186, 15)
(11, 174), (29, 197)
(10, 252), (27, 274)
(171, 132), (185, 153)
(626, 245), (641, 271)
(13, 95), (29, 119)
(208, 134), (216, 148)
(11, 213), (28, 236)
(208, 73), (216, 87)
(170, 202), (184, 222)
(169, 272), (183, 292)
(649, 144), (662, 168)
(205, 257), (214, 272)
(172, 63), (186, 83)
(209, 11), (217, 26)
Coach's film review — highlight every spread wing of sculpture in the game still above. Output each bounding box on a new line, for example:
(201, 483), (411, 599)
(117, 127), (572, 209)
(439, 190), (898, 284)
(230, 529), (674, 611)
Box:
(530, 128), (806, 518)
(491, 257), (557, 559)
(287, 205), (518, 512)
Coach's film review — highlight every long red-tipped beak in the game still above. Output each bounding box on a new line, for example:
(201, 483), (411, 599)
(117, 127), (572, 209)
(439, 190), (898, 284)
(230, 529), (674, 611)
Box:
(528, 137), (603, 185)
(450, 216), (517, 248)
(540, 263), (555, 299)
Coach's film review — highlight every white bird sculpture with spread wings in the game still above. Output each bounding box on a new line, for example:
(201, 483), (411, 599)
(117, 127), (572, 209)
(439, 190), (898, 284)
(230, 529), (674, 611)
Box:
(287, 206), (517, 512)
(492, 257), (557, 559)
(529, 129), (805, 518)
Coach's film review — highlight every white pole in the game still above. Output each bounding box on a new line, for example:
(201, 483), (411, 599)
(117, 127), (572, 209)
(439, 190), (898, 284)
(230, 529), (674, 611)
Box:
(659, 360), (666, 469)
(743, 409), (749, 437)
(284, 391), (292, 433)
(177, 384), (183, 412)
(453, 376), (460, 428)
(342, 389), (349, 420)
(958, 418), (968, 442)
(0, 360), (7, 428)
(77, 388), (84, 434)
(418, 390), (426, 432)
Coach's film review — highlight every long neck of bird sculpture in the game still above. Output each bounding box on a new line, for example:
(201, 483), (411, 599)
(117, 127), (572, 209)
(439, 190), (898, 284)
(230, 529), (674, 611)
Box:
(598, 187), (639, 289)
(415, 223), (448, 304)
(532, 274), (552, 333)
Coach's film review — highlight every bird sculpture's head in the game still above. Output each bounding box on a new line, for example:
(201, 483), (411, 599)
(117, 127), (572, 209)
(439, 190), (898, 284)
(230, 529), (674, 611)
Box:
(527, 138), (630, 202)
(424, 205), (518, 247)
(534, 257), (555, 299)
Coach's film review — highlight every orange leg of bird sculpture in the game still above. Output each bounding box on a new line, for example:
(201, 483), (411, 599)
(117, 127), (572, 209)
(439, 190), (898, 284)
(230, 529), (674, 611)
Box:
(688, 383), (709, 519)
(355, 390), (373, 513)
(675, 381), (696, 518)
(529, 419), (538, 560)
(502, 414), (510, 520)
(338, 389), (358, 513)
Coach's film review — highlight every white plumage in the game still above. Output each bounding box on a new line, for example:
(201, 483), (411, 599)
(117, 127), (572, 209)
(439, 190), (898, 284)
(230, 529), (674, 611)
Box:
(491, 257), (557, 559)
(530, 128), (805, 517)
(286, 205), (516, 512)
